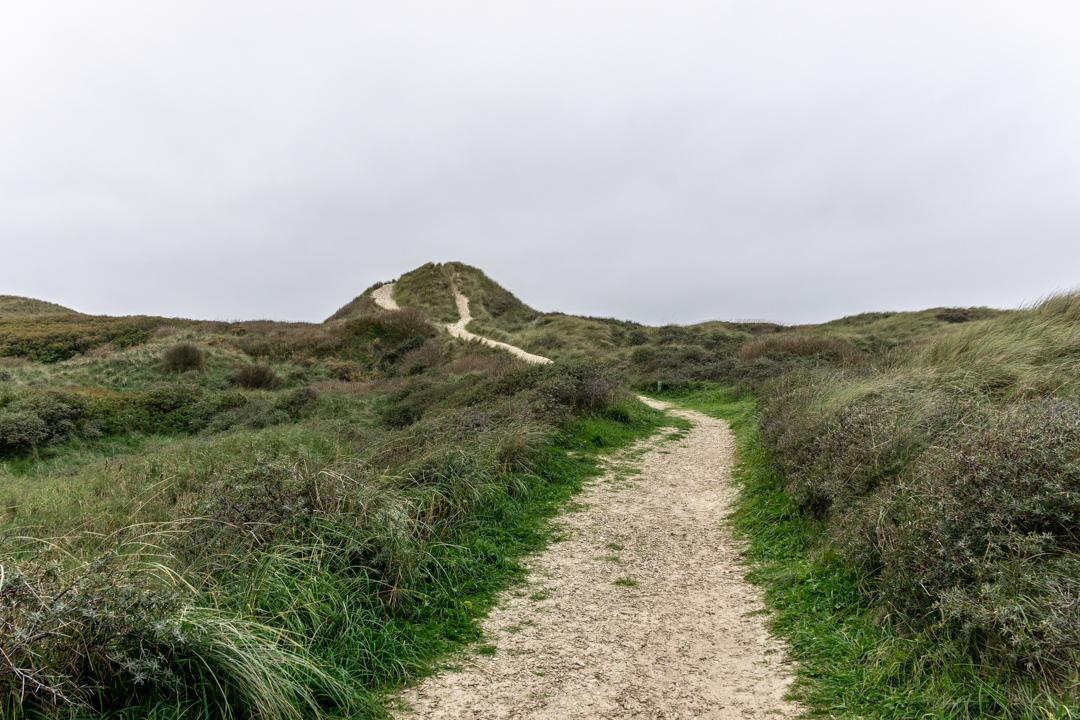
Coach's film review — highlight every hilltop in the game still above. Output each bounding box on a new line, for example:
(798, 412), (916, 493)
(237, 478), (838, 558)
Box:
(328, 261), (1002, 387)
(0, 294), (76, 318)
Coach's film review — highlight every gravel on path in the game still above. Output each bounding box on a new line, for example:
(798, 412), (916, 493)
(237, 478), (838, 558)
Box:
(396, 399), (798, 719)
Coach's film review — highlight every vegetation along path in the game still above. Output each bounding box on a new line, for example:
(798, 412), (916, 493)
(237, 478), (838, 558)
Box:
(373, 282), (552, 364)
(397, 398), (797, 719)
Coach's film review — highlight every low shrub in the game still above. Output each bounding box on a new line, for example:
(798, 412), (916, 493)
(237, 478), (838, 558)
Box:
(0, 410), (49, 452)
(935, 307), (971, 323)
(234, 365), (283, 390)
(161, 342), (205, 372)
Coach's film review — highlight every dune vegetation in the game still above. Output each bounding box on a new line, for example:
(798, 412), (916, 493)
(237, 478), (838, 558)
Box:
(0, 288), (661, 719)
(3, 265), (1077, 719)
(651, 294), (1080, 718)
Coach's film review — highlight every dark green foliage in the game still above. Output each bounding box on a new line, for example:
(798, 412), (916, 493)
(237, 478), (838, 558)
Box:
(379, 360), (620, 429)
(0, 389), (86, 453)
(936, 307), (972, 323)
(0, 411), (49, 452)
(234, 365), (284, 390)
(161, 342), (204, 372)
(748, 294), (1080, 707)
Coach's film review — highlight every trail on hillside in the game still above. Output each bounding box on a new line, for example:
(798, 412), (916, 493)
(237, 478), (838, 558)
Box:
(396, 400), (797, 719)
(373, 282), (552, 365)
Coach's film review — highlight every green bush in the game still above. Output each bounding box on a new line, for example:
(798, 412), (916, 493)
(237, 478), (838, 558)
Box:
(754, 292), (1080, 697)
(0, 410), (48, 452)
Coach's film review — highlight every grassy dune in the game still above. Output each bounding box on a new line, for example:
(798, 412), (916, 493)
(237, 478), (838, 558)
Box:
(0, 291), (662, 718)
(5, 266), (1076, 718)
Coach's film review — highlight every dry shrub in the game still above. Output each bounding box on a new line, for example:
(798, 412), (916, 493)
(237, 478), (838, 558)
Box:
(82, 343), (115, 359)
(161, 342), (205, 373)
(0, 551), (186, 711)
(233, 365), (283, 390)
(153, 325), (181, 339)
(736, 334), (861, 363)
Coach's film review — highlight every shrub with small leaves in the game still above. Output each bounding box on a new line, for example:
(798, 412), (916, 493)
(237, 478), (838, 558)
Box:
(0, 410), (49, 452)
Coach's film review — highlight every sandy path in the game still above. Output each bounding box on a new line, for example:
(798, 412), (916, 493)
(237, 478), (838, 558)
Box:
(371, 282), (552, 365)
(396, 399), (797, 719)
(372, 284), (400, 310)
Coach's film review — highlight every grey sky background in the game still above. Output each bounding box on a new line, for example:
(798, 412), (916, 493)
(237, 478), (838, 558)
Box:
(2, 2), (1078, 325)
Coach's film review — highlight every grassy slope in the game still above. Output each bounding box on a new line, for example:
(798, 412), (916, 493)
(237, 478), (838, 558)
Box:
(7, 265), (1046, 719)
(0, 295), (76, 318)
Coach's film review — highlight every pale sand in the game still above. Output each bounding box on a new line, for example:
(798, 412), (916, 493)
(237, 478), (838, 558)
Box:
(396, 399), (798, 719)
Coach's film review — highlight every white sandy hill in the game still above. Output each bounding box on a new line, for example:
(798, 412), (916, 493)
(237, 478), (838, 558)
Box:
(372, 282), (552, 365)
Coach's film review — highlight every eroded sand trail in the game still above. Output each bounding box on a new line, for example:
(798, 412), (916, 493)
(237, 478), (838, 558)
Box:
(371, 282), (552, 365)
(397, 399), (797, 719)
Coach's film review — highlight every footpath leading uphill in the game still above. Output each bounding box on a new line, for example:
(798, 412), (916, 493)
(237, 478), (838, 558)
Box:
(397, 399), (797, 719)
(372, 283), (552, 365)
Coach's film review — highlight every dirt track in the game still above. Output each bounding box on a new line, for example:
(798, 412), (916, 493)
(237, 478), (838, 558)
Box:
(396, 399), (798, 719)
(371, 282), (552, 365)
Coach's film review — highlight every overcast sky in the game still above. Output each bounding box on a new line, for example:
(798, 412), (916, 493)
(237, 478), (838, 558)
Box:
(2, 2), (1078, 325)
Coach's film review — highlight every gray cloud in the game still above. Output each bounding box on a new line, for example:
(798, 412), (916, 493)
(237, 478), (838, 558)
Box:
(2, 1), (1078, 325)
